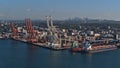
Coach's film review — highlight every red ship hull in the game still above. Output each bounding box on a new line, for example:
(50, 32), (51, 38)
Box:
(70, 47), (83, 52)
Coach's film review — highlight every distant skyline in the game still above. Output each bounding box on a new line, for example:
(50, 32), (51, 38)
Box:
(0, 0), (120, 20)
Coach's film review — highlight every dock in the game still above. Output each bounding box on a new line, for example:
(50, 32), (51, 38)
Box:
(11, 38), (70, 51)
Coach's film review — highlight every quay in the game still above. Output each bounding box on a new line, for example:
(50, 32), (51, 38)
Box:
(11, 38), (70, 51)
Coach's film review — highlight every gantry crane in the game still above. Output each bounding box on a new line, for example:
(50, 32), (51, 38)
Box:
(46, 16), (57, 34)
(10, 22), (19, 39)
(46, 16), (61, 44)
(25, 18), (38, 43)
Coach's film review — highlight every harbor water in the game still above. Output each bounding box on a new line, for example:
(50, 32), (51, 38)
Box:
(0, 39), (120, 68)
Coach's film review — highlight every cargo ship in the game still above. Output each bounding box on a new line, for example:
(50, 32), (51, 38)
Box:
(83, 45), (117, 53)
(70, 41), (119, 53)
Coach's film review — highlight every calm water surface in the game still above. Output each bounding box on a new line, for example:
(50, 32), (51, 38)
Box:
(0, 39), (120, 68)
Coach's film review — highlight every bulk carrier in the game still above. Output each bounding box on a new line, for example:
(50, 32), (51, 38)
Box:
(70, 40), (120, 53)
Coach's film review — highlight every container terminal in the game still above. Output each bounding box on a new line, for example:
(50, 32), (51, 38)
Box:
(0, 16), (120, 53)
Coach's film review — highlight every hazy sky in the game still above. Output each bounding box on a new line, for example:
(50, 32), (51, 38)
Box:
(0, 0), (120, 20)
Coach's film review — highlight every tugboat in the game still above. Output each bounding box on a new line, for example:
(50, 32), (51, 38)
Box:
(70, 41), (83, 52)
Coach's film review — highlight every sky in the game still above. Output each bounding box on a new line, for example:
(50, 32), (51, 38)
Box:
(0, 0), (120, 20)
